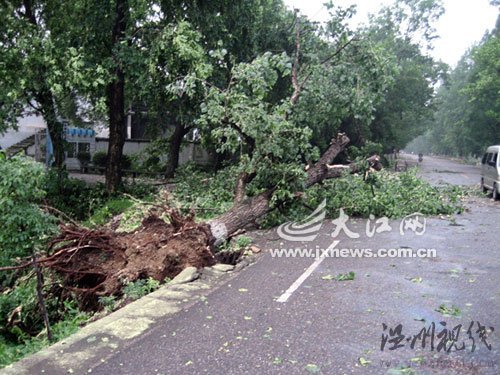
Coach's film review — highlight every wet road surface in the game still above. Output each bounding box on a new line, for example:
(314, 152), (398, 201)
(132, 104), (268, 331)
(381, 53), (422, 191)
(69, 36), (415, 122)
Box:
(22, 156), (500, 374)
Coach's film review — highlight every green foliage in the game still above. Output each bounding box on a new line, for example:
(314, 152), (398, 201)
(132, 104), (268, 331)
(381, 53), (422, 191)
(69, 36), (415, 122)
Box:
(235, 236), (252, 249)
(91, 151), (132, 170)
(348, 142), (384, 160)
(0, 292), (89, 368)
(261, 169), (465, 227)
(293, 8), (394, 152)
(121, 154), (132, 170)
(0, 155), (58, 267)
(322, 272), (356, 281)
(417, 20), (500, 156)
(133, 138), (169, 173)
(92, 151), (107, 168)
(0, 270), (89, 367)
(198, 52), (316, 204)
(366, 0), (446, 150)
(172, 163), (236, 220)
(45, 170), (156, 223)
(435, 303), (461, 318)
(172, 163), (465, 230)
(123, 278), (160, 301)
(0, 278), (39, 342)
(86, 198), (133, 227)
(76, 151), (91, 164)
(44, 170), (109, 221)
(98, 296), (117, 313)
(336, 271), (356, 281)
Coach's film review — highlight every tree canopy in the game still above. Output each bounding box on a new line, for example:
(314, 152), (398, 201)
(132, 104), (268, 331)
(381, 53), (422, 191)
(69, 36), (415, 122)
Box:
(1, 0), (497, 183)
(408, 16), (499, 156)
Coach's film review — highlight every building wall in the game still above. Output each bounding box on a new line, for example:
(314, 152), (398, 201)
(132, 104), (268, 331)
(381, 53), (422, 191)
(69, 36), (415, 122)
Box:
(24, 136), (211, 170)
(95, 138), (212, 167)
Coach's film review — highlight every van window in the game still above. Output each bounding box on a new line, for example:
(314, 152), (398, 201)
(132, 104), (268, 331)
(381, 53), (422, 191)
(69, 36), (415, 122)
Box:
(489, 153), (498, 166)
(482, 153), (488, 164)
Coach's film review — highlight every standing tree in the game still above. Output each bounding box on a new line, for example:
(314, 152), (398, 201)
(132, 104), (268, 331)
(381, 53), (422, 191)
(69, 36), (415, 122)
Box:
(141, 0), (297, 178)
(0, 0), (87, 168)
(365, 0), (445, 150)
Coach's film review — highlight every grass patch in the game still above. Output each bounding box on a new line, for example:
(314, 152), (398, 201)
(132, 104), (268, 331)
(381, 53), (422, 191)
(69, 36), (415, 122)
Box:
(0, 298), (89, 368)
(84, 198), (134, 227)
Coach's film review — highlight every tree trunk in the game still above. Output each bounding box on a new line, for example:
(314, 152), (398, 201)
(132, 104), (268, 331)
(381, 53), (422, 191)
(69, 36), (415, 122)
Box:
(208, 134), (381, 244)
(165, 122), (191, 178)
(105, 0), (128, 192)
(36, 89), (65, 170)
(23, 0), (65, 170)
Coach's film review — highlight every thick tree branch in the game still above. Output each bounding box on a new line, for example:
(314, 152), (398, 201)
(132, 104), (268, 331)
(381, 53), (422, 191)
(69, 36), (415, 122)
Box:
(234, 171), (257, 204)
(209, 134), (382, 243)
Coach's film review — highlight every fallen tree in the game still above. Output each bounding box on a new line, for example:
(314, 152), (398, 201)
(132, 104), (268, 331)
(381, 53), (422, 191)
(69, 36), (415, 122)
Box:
(1, 40), (384, 306)
(209, 133), (382, 243)
(0, 133), (380, 307)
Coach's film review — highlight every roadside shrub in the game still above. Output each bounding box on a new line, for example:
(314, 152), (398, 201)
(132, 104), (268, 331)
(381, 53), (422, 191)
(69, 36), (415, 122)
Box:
(76, 151), (91, 167)
(121, 154), (132, 170)
(143, 155), (163, 172)
(92, 151), (107, 168)
(44, 170), (109, 220)
(91, 152), (132, 170)
(0, 154), (58, 267)
(235, 235), (252, 249)
(86, 198), (134, 226)
(123, 278), (160, 301)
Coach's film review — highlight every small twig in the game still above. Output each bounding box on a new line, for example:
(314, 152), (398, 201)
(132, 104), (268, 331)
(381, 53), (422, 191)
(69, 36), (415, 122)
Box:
(41, 204), (80, 226)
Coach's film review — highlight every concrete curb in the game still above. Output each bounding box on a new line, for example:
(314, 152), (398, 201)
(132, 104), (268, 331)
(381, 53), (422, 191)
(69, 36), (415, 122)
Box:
(0, 262), (247, 375)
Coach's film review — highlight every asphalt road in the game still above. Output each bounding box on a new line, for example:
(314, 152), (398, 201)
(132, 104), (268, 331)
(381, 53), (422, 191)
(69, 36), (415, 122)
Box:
(76, 157), (500, 374)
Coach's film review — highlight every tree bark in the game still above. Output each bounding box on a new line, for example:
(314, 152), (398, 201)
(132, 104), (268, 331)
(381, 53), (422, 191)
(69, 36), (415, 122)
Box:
(233, 171), (257, 204)
(35, 89), (65, 169)
(165, 121), (191, 178)
(105, 0), (128, 192)
(208, 134), (381, 244)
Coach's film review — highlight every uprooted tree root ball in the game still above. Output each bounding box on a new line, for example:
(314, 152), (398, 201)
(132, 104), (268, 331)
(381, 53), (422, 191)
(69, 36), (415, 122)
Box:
(36, 210), (215, 309)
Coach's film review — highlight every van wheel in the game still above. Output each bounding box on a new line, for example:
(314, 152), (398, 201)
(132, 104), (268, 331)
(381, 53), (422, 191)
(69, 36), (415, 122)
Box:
(481, 179), (488, 193)
(494, 184), (499, 200)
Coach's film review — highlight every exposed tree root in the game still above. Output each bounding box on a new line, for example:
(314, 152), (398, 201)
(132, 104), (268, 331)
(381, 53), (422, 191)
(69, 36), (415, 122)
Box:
(1, 134), (380, 310)
(2, 205), (216, 309)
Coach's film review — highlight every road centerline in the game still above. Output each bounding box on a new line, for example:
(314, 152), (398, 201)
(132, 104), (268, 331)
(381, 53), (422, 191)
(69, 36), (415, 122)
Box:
(276, 240), (339, 303)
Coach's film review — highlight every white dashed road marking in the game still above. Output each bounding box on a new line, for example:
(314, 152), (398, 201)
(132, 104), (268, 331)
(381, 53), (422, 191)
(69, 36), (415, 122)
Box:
(276, 240), (339, 303)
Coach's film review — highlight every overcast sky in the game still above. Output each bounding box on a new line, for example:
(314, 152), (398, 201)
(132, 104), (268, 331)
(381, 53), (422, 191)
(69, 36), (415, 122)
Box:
(284, 0), (498, 67)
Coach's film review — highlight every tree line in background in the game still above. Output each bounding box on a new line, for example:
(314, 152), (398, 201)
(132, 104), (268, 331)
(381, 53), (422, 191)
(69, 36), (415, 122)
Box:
(2, 0), (496, 191)
(407, 14), (499, 157)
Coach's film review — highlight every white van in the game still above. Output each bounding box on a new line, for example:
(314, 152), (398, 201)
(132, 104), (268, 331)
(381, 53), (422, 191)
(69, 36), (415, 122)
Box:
(481, 145), (500, 200)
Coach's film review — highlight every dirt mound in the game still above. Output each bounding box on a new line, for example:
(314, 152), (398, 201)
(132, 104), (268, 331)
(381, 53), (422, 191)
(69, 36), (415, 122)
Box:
(41, 211), (215, 308)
